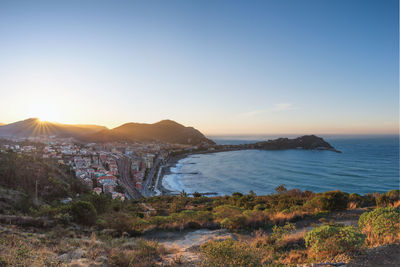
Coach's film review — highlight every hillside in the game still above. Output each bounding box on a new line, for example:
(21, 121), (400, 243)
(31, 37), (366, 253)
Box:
(86, 119), (215, 145)
(0, 118), (107, 139)
(0, 151), (89, 214)
(0, 118), (214, 146)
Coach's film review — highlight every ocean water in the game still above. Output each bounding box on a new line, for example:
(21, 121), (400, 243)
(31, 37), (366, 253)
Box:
(162, 136), (399, 195)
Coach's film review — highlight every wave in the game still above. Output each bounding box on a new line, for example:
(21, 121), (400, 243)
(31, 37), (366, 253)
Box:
(162, 138), (399, 195)
(162, 173), (186, 193)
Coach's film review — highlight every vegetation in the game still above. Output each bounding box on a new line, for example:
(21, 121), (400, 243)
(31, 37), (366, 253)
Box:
(0, 226), (167, 267)
(0, 151), (89, 214)
(200, 238), (261, 267)
(0, 153), (399, 266)
(305, 225), (365, 260)
(358, 207), (400, 247)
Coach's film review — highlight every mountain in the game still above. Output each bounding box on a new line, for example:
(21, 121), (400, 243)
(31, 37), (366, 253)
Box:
(0, 118), (107, 138)
(0, 118), (214, 145)
(86, 120), (215, 145)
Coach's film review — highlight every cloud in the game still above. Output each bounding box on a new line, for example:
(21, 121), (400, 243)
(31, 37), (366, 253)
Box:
(237, 103), (295, 118)
(271, 103), (294, 111)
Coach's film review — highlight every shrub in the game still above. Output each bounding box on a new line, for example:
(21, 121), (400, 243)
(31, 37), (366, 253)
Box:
(305, 225), (365, 260)
(271, 222), (296, 244)
(306, 190), (349, 211)
(100, 212), (147, 235)
(358, 207), (400, 246)
(348, 193), (364, 209)
(109, 239), (165, 267)
(82, 192), (112, 214)
(70, 200), (97, 225)
(200, 238), (261, 267)
(221, 215), (246, 231)
(193, 192), (202, 197)
(376, 190), (400, 207)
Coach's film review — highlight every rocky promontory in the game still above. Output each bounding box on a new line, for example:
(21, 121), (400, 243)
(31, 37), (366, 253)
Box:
(253, 135), (341, 152)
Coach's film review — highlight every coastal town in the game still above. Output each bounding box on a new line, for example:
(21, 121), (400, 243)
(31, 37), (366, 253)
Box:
(0, 133), (340, 201)
(0, 136), (209, 200)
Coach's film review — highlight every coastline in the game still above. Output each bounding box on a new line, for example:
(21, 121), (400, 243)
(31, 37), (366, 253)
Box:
(155, 154), (188, 196)
(155, 149), (250, 196)
(153, 136), (343, 196)
(154, 147), (336, 196)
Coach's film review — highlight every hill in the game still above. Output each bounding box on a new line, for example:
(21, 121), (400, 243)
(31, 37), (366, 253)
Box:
(254, 135), (340, 152)
(0, 118), (214, 145)
(0, 118), (107, 139)
(86, 119), (215, 145)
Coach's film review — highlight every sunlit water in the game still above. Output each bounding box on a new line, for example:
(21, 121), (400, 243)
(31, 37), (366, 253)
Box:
(163, 136), (399, 195)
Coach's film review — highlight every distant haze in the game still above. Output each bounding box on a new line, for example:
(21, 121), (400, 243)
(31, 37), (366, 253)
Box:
(0, 0), (398, 135)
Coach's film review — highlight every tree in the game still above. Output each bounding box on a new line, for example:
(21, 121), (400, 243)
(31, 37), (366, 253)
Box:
(275, 185), (287, 195)
(70, 200), (97, 225)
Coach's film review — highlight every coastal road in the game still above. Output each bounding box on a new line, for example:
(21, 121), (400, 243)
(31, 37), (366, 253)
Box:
(141, 155), (162, 197)
(117, 155), (142, 199)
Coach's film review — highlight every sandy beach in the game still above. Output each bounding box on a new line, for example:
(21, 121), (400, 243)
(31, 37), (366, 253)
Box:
(155, 154), (188, 195)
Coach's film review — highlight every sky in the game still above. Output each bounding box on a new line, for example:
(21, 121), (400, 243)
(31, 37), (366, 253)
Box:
(0, 0), (398, 135)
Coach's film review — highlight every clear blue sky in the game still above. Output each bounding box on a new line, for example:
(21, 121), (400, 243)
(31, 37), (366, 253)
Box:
(0, 0), (398, 134)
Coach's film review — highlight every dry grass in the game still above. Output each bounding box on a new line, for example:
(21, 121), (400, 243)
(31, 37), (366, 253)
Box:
(269, 210), (308, 224)
(391, 200), (400, 208)
(348, 201), (358, 209)
(280, 249), (308, 264)
(0, 230), (61, 266)
(109, 239), (168, 267)
(0, 225), (170, 267)
(363, 224), (400, 248)
(282, 230), (306, 245)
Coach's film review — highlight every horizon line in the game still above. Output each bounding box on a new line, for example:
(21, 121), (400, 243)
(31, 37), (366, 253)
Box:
(1, 117), (398, 137)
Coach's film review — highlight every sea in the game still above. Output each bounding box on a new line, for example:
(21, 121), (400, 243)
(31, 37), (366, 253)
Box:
(162, 135), (399, 196)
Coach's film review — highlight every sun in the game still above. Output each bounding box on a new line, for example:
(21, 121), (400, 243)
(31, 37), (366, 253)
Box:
(27, 102), (61, 123)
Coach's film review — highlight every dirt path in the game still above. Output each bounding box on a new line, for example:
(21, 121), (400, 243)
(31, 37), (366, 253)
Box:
(146, 208), (371, 265)
(144, 229), (236, 265)
(347, 244), (400, 267)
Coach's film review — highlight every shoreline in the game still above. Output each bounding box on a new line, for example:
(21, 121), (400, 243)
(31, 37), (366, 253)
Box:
(154, 145), (342, 196)
(155, 149), (249, 196)
(155, 153), (189, 196)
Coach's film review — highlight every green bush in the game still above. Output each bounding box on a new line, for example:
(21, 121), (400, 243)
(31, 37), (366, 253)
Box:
(305, 225), (365, 259)
(82, 193), (112, 214)
(348, 193), (365, 208)
(271, 222), (296, 243)
(200, 238), (261, 267)
(100, 212), (147, 235)
(376, 190), (400, 207)
(70, 200), (97, 225)
(220, 215), (247, 231)
(358, 207), (400, 246)
(306, 190), (349, 211)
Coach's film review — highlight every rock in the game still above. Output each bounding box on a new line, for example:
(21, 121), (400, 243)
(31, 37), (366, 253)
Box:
(96, 255), (108, 263)
(57, 253), (71, 262)
(122, 231), (129, 238)
(121, 241), (138, 250)
(95, 255), (109, 267)
(69, 258), (91, 266)
(100, 229), (117, 236)
(70, 248), (86, 259)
